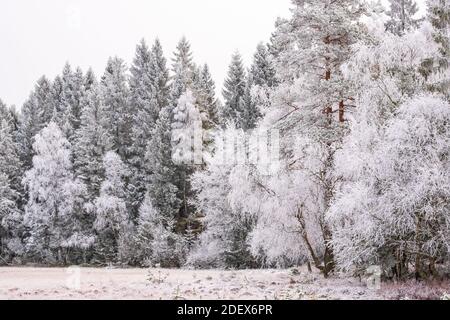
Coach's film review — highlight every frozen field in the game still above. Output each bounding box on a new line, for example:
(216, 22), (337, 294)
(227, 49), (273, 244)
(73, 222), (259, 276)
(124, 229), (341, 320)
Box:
(0, 267), (387, 300)
(1, 267), (449, 300)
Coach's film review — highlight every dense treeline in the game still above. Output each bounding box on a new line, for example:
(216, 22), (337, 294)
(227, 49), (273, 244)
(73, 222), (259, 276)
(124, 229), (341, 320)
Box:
(0, 0), (449, 281)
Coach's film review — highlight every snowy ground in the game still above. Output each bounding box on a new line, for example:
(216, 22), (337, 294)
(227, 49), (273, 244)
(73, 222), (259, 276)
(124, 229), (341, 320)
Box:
(0, 267), (448, 300)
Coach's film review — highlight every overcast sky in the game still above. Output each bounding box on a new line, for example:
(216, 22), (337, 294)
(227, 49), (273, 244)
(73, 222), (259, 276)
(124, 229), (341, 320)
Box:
(0, 0), (427, 108)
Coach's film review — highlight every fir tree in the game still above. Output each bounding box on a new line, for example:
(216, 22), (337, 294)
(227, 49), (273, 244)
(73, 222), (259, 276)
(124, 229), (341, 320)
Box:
(101, 57), (132, 160)
(171, 37), (195, 103)
(385, 0), (422, 35)
(94, 152), (134, 264)
(222, 52), (247, 129)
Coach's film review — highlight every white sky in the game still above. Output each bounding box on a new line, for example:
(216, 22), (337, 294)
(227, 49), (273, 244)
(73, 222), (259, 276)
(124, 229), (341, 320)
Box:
(0, 0), (291, 107)
(0, 0), (427, 108)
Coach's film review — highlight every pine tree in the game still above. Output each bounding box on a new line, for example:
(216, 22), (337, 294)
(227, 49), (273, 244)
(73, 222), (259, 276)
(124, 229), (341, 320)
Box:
(171, 37), (195, 103)
(0, 119), (22, 201)
(386, 0), (422, 35)
(94, 151), (134, 264)
(194, 64), (220, 133)
(421, 0), (450, 96)
(135, 194), (185, 267)
(0, 119), (24, 261)
(222, 52), (247, 129)
(150, 38), (170, 109)
(23, 122), (90, 264)
(101, 57), (132, 160)
(74, 82), (113, 203)
(249, 43), (278, 88)
(17, 77), (53, 170)
(146, 107), (181, 220)
(129, 39), (160, 212)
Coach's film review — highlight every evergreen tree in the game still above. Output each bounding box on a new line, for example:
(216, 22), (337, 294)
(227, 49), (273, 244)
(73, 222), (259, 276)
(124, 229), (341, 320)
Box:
(171, 37), (195, 103)
(101, 57), (132, 160)
(146, 107), (181, 220)
(249, 43), (278, 88)
(386, 0), (422, 35)
(150, 38), (170, 109)
(74, 81), (113, 202)
(421, 0), (450, 96)
(0, 119), (24, 261)
(129, 39), (160, 212)
(94, 151), (134, 264)
(17, 77), (53, 169)
(222, 52), (247, 129)
(23, 122), (91, 264)
(194, 64), (220, 133)
(135, 193), (185, 267)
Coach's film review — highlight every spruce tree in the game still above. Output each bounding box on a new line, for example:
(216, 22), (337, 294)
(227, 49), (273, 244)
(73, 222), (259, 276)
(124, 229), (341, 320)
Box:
(101, 57), (132, 160)
(171, 37), (195, 103)
(94, 152), (134, 264)
(150, 38), (170, 109)
(74, 81), (113, 202)
(386, 0), (422, 35)
(146, 107), (181, 220)
(129, 39), (159, 212)
(222, 52), (247, 129)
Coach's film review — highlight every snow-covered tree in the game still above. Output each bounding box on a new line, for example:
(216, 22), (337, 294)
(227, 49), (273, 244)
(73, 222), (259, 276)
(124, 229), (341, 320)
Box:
(101, 57), (132, 160)
(172, 90), (202, 166)
(135, 193), (185, 267)
(329, 12), (450, 279)
(56, 64), (85, 139)
(74, 81), (113, 203)
(249, 43), (278, 89)
(330, 95), (450, 279)
(0, 118), (23, 261)
(193, 64), (220, 133)
(150, 38), (170, 109)
(17, 77), (53, 169)
(23, 122), (92, 264)
(385, 0), (423, 35)
(421, 0), (450, 96)
(188, 128), (259, 269)
(171, 37), (195, 103)
(129, 39), (159, 212)
(221, 52), (248, 129)
(94, 151), (134, 264)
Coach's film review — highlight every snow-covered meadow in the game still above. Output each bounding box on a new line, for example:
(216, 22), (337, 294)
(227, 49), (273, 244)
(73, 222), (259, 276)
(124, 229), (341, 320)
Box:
(1, 267), (449, 300)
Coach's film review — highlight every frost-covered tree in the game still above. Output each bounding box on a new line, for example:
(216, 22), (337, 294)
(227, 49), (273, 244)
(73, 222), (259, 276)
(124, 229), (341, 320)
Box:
(188, 128), (259, 269)
(171, 37), (195, 103)
(172, 90), (202, 166)
(135, 193), (185, 267)
(17, 77), (53, 169)
(193, 64), (220, 133)
(101, 57), (132, 160)
(56, 64), (85, 139)
(0, 119), (23, 261)
(249, 43), (278, 89)
(221, 52), (248, 129)
(94, 151), (134, 264)
(150, 38), (170, 109)
(23, 122), (92, 264)
(385, 0), (422, 35)
(0, 172), (23, 261)
(227, 0), (368, 277)
(329, 12), (450, 279)
(330, 95), (450, 279)
(129, 39), (160, 212)
(74, 81), (113, 203)
(146, 107), (181, 221)
(421, 0), (450, 96)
